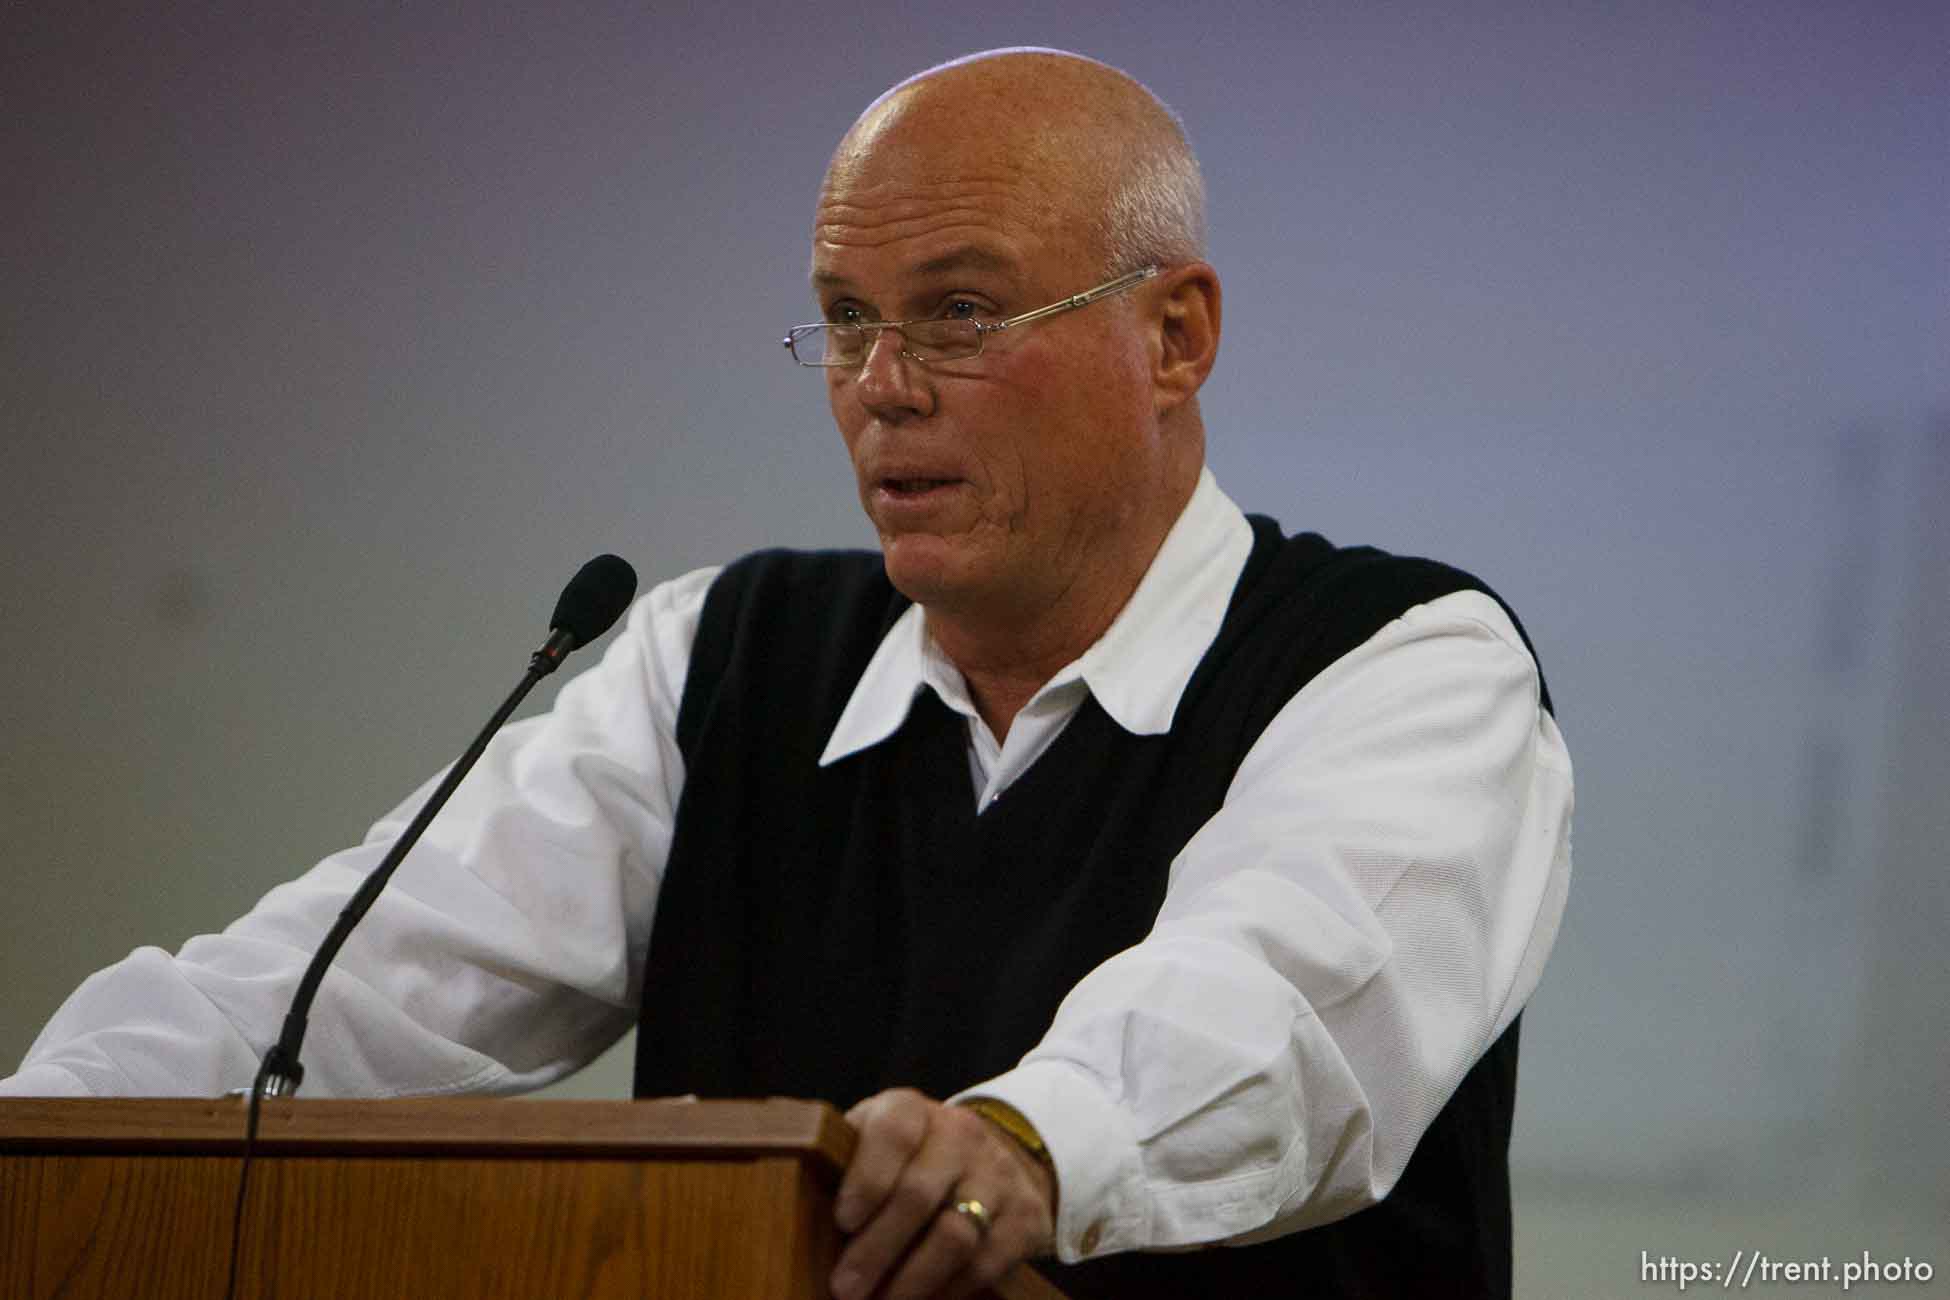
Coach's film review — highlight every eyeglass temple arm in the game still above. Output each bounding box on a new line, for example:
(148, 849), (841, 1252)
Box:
(986, 266), (1160, 334)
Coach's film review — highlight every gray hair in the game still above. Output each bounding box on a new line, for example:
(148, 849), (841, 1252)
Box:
(1098, 115), (1208, 276)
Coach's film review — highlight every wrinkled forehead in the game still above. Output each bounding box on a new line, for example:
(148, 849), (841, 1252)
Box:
(813, 159), (1064, 262)
(813, 94), (1101, 273)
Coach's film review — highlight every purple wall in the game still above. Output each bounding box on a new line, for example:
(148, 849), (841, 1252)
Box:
(4, 3), (1945, 1286)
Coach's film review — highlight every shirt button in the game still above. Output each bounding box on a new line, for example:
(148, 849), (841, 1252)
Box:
(1080, 1223), (1103, 1254)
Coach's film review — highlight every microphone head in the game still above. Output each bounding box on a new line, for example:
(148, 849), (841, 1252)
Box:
(550, 554), (638, 647)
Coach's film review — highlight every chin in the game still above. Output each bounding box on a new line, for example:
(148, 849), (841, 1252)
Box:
(879, 554), (952, 608)
(878, 535), (978, 609)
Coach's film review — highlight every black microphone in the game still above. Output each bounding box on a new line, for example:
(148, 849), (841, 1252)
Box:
(254, 553), (639, 1097)
(531, 552), (639, 675)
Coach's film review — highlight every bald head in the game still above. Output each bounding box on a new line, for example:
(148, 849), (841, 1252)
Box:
(807, 48), (1223, 682)
(823, 48), (1206, 277)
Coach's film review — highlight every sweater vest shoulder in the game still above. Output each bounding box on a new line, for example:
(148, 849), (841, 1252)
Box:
(635, 518), (1550, 1299)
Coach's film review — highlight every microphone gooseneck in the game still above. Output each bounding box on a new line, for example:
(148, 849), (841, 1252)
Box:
(254, 552), (639, 1096)
(224, 554), (636, 1300)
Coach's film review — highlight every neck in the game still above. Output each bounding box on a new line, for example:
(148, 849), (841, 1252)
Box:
(927, 469), (1201, 743)
(927, 598), (1115, 744)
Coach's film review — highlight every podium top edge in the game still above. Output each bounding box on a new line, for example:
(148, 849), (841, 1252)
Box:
(0, 1096), (855, 1170)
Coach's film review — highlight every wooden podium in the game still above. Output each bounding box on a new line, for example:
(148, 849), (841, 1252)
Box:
(0, 1096), (1069, 1299)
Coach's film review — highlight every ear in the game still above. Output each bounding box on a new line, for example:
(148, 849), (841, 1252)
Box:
(1150, 262), (1222, 414)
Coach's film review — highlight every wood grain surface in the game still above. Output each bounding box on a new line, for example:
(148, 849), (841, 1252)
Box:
(0, 1097), (1069, 1299)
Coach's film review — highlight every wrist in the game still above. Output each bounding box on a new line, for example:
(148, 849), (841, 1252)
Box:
(958, 1096), (1059, 1212)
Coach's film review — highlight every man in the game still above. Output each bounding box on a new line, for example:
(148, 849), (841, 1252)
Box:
(2, 49), (1572, 1300)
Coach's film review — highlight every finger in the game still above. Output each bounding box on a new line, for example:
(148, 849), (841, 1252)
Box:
(931, 1139), (1059, 1300)
(911, 1191), (1055, 1300)
(873, 1168), (1046, 1300)
(876, 1199), (988, 1300)
(831, 1135), (963, 1299)
(834, 1089), (926, 1233)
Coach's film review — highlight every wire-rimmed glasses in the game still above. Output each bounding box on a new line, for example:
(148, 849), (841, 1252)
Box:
(782, 266), (1160, 368)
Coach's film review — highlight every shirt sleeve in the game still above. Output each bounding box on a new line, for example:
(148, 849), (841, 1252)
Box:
(0, 567), (720, 1100)
(954, 589), (1574, 1260)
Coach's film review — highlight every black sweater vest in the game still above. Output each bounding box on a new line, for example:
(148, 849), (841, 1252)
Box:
(635, 517), (1552, 1299)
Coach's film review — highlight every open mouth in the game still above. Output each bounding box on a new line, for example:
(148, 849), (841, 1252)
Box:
(883, 478), (958, 495)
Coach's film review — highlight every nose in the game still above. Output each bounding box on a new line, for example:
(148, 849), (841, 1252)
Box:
(850, 325), (935, 422)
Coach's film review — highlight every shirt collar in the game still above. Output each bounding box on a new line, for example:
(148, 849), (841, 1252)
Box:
(819, 467), (1254, 766)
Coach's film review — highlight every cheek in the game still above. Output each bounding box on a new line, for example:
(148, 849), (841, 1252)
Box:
(1044, 377), (1154, 509)
(827, 380), (862, 454)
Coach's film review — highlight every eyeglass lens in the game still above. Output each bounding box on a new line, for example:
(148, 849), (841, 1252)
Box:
(795, 320), (983, 366)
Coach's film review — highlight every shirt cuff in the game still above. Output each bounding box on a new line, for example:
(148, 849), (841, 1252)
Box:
(952, 1058), (1147, 1262)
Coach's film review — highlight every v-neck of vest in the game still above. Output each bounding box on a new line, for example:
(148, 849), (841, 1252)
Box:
(901, 686), (1122, 826)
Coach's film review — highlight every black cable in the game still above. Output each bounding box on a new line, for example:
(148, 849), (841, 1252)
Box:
(222, 1063), (271, 1300)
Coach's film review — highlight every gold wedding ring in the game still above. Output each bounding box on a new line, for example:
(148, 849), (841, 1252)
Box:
(951, 1197), (993, 1238)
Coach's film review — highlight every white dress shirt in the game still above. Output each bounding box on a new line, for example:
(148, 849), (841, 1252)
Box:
(0, 468), (1573, 1264)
